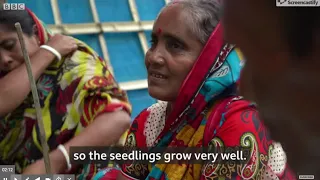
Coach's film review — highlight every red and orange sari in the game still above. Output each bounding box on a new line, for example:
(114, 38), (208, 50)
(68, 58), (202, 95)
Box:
(96, 24), (295, 180)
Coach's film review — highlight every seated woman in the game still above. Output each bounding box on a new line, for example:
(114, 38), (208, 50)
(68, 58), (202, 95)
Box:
(97, 0), (295, 179)
(0, 25), (77, 116)
(0, 8), (131, 178)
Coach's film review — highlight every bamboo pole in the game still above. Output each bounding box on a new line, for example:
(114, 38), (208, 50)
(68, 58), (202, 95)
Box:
(89, 0), (114, 75)
(15, 23), (52, 174)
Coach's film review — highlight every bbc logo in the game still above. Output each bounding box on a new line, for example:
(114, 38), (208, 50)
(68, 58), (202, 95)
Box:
(2, 3), (25, 10)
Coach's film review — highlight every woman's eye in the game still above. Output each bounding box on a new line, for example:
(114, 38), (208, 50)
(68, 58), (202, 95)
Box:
(170, 43), (181, 49)
(150, 39), (157, 46)
(3, 40), (16, 50)
(149, 38), (159, 51)
(167, 40), (183, 50)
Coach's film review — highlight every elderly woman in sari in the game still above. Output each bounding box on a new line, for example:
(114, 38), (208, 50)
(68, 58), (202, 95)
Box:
(0, 8), (131, 178)
(96, 0), (295, 179)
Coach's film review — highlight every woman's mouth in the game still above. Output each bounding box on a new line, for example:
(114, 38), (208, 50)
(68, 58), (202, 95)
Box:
(150, 73), (167, 79)
(148, 71), (168, 84)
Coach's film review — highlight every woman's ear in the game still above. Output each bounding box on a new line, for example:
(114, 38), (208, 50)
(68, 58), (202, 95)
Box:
(32, 24), (40, 45)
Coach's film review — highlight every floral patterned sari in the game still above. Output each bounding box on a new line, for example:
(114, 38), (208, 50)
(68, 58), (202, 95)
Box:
(0, 8), (131, 179)
(96, 23), (295, 180)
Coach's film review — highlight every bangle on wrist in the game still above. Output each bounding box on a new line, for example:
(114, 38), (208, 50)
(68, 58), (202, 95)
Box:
(57, 144), (72, 171)
(40, 45), (62, 61)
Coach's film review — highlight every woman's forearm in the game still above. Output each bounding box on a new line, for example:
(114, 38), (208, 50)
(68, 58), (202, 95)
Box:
(49, 110), (131, 173)
(0, 49), (55, 116)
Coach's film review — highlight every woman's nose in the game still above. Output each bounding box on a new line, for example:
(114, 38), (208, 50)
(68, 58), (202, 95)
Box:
(0, 50), (13, 68)
(147, 48), (165, 65)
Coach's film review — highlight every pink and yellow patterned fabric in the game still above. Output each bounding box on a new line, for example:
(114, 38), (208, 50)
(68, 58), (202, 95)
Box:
(0, 8), (131, 179)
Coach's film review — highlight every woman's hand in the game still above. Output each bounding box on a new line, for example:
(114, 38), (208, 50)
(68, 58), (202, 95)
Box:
(46, 34), (78, 56)
(22, 149), (67, 175)
(22, 159), (47, 175)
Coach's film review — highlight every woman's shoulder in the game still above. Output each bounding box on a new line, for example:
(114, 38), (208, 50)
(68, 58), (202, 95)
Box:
(225, 97), (256, 115)
(205, 98), (294, 180)
(128, 101), (167, 147)
(211, 97), (272, 147)
(220, 98), (262, 131)
(133, 101), (168, 123)
(222, 97), (258, 126)
(207, 96), (257, 128)
(60, 39), (102, 69)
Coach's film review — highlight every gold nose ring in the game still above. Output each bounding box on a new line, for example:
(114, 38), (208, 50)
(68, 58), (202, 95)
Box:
(158, 59), (164, 63)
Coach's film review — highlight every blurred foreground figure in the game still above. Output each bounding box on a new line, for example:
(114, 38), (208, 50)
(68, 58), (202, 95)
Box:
(223, 0), (320, 176)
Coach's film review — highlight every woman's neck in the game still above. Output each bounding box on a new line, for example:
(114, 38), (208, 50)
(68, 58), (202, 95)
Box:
(166, 102), (174, 119)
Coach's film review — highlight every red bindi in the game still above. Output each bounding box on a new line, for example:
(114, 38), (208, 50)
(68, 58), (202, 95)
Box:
(157, 28), (162, 35)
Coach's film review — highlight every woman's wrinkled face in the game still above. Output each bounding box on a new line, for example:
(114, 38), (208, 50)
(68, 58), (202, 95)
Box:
(145, 4), (203, 102)
(0, 24), (39, 73)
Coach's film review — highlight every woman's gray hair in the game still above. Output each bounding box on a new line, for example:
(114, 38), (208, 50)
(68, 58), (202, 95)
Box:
(160, 0), (222, 44)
